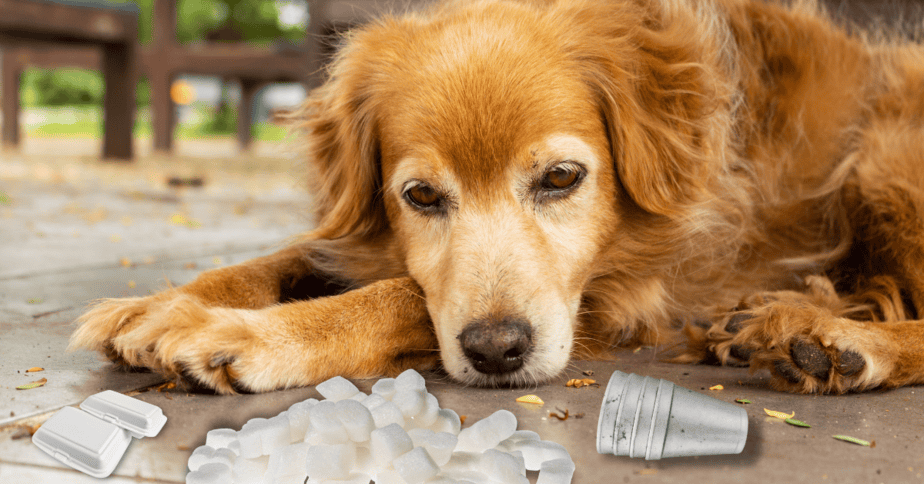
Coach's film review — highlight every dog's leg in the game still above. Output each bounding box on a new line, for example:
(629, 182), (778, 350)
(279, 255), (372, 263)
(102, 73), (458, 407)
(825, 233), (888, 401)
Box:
(69, 245), (437, 393)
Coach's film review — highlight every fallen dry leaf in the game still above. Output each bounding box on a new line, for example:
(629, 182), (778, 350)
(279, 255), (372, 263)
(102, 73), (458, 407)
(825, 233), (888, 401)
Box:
(459, 415), (467, 425)
(709, 384), (724, 391)
(156, 381), (177, 392)
(832, 435), (871, 447)
(566, 378), (598, 388)
(764, 408), (795, 420)
(549, 408), (570, 421)
(516, 394), (544, 405)
(26, 367), (44, 372)
(16, 378), (47, 390)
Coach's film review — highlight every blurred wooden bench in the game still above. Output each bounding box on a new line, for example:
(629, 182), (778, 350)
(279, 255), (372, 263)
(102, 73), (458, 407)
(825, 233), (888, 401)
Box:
(0, 0), (138, 159)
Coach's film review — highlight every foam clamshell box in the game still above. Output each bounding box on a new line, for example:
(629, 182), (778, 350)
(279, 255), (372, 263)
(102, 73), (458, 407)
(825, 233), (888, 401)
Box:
(32, 390), (167, 478)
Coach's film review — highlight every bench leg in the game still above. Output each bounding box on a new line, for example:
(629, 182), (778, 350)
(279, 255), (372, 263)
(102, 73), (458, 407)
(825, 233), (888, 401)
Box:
(101, 42), (135, 160)
(237, 79), (261, 151)
(2, 48), (22, 149)
(151, 69), (174, 153)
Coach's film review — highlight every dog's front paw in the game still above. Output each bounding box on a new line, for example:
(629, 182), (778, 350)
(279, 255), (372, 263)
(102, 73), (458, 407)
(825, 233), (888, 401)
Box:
(714, 304), (893, 394)
(71, 294), (259, 394)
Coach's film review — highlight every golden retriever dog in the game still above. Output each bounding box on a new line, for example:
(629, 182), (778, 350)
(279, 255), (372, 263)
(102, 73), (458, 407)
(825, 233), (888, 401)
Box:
(70, 0), (924, 395)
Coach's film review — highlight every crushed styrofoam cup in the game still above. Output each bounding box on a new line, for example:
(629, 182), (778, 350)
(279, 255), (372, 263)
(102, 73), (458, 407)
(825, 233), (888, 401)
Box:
(188, 370), (576, 483)
(597, 370), (748, 460)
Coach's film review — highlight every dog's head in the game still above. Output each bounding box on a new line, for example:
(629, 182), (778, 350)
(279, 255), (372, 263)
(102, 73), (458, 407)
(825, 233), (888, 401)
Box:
(299, 0), (730, 385)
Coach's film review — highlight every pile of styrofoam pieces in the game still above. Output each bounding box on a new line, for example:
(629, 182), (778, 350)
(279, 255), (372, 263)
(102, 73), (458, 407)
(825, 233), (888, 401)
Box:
(186, 369), (575, 484)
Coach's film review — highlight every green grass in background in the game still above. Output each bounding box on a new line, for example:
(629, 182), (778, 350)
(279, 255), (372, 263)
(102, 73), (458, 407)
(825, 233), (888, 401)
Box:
(27, 107), (289, 142)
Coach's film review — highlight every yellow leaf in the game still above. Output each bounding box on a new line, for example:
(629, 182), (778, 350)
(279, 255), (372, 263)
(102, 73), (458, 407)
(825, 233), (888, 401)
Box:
(17, 378), (47, 390)
(764, 408), (795, 420)
(26, 367), (44, 372)
(516, 394), (544, 405)
(709, 384), (724, 391)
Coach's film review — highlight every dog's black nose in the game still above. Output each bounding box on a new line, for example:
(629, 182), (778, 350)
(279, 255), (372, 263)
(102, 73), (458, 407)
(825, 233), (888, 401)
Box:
(458, 317), (533, 374)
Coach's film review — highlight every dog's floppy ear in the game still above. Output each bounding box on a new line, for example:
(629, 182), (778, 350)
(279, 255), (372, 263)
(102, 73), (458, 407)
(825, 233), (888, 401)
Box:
(293, 39), (387, 242)
(577, 2), (732, 217)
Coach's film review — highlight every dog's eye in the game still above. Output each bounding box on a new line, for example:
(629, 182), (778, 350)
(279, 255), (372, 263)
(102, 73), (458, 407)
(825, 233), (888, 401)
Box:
(541, 166), (580, 190)
(405, 184), (441, 209)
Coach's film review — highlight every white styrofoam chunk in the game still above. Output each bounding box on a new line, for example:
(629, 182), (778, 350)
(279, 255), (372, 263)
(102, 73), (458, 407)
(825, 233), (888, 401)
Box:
(406, 428), (456, 466)
(426, 477), (461, 484)
(482, 448), (528, 484)
(508, 450), (527, 475)
(509, 440), (571, 471)
(536, 457), (576, 484)
(262, 414), (291, 454)
(395, 369), (427, 392)
(231, 456), (268, 484)
(427, 431), (459, 466)
(410, 393), (439, 428)
(227, 439), (241, 456)
(354, 443), (374, 474)
(335, 399), (376, 443)
(188, 445), (215, 471)
(407, 427), (433, 447)
(508, 430), (541, 443)
(304, 443), (356, 480)
(349, 392), (368, 402)
(325, 472), (373, 484)
(441, 451), (482, 474)
(316, 376), (360, 401)
(370, 400), (406, 429)
(369, 423), (414, 468)
(361, 393), (388, 410)
(392, 389), (425, 419)
(455, 410), (517, 453)
(442, 469), (489, 484)
(305, 401), (349, 445)
(267, 442), (309, 478)
(371, 378), (397, 400)
(373, 469), (406, 484)
(431, 408), (462, 435)
(185, 462), (232, 484)
(205, 428), (237, 450)
(287, 399), (318, 443)
(392, 446), (440, 484)
(238, 418), (268, 459)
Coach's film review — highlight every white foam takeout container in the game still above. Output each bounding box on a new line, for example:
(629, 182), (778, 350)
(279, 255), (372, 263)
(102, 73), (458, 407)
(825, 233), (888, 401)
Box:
(32, 391), (167, 478)
(80, 390), (167, 439)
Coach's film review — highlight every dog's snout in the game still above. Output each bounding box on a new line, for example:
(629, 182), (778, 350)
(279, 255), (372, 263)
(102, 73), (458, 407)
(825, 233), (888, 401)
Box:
(458, 317), (533, 374)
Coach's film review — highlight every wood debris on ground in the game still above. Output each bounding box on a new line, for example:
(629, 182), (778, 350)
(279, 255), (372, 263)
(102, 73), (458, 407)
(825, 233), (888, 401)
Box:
(566, 378), (599, 388)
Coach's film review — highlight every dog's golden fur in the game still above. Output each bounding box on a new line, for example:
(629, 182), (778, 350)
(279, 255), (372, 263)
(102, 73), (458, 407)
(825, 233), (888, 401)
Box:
(71, 0), (924, 394)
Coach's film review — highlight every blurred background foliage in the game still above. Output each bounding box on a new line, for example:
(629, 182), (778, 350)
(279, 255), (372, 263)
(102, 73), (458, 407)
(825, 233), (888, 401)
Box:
(20, 0), (307, 139)
(22, 0), (306, 108)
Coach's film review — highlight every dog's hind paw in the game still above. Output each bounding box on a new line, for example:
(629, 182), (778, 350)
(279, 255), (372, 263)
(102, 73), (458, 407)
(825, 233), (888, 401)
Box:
(713, 303), (894, 394)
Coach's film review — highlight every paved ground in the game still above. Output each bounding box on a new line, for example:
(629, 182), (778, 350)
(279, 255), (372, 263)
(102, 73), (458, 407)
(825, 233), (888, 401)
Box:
(1, 138), (923, 484)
